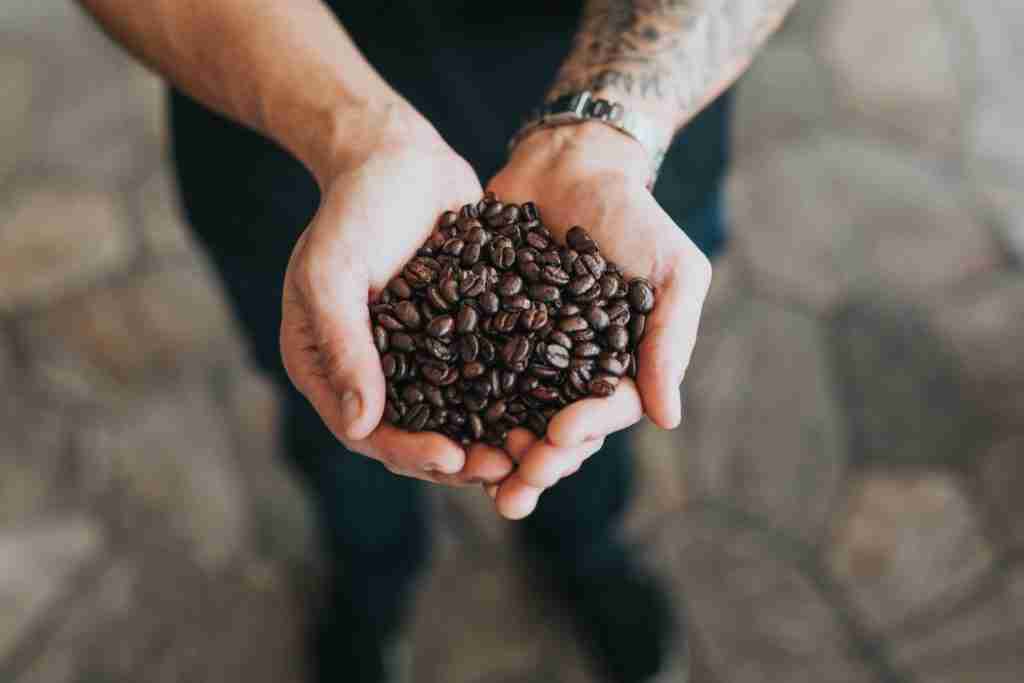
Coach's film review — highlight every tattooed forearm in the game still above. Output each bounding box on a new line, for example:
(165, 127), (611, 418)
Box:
(550, 0), (798, 134)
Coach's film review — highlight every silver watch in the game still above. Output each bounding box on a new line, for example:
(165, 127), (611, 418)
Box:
(508, 91), (666, 187)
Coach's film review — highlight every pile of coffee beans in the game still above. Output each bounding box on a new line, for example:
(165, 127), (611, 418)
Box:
(370, 193), (655, 446)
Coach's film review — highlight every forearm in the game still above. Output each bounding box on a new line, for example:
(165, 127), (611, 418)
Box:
(78, 0), (439, 183)
(549, 0), (798, 152)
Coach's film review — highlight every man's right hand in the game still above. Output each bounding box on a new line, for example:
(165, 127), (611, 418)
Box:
(280, 115), (515, 487)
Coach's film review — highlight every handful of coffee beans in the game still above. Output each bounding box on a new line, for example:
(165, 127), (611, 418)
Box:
(370, 193), (655, 447)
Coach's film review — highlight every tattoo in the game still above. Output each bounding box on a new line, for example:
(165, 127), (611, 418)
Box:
(551, 0), (798, 130)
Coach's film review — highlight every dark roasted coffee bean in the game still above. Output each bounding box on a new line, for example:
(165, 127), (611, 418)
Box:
(424, 337), (451, 361)
(548, 330), (573, 350)
(423, 385), (445, 408)
(467, 225), (489, 245)
(377, 313), (404, 332)
(442, 238), (465, 256)
(598, 352), (626, 377)
(574, 341), (601, 358)
(468, 413), (484, 440)
(373, 325), (389, 353)
(528, 284), (560, 303)
(381, 353), (398, 378)
(404, 260), (435, 287)
(530, 385), (561, 403)
(401, 384), (425, 405)
(584, 305), (610, 331)
(558, 316), (588, 333)
(541, 265), (570, 286)
(439, 211), (458, 229)
(458, 334), (480, 362)
(460, 242), (481, 266)
(517, 248), (538, 264)
(479, 291), (500, 315)
(568, 368), (589, 394)
(607, 300), (631, 326)
(404, 404), (431, 431)
(462, 361), (486, 379)
(559, 303), (582, 318)
(528, 364), (560, 380)
(456, 304), (478, 333)
(502, 336), (531, 367)
(629, 313), (647, 344)
(498, 272), (523, 296)
(544, 343), (571, 369)
(465, 392), (488, 412)
(606, 324), (629, 351)
(439, 276), (460, 305)
(519, 261), (542, 282)
(571, 328), (596, 342)
(421, 361), (447, 385)
(439, 366), (460, 385)
(525, 411), (547, 436)
(525, 231), (549, 250)
(588, 376), (618, 398)
(394, 300), (422, 329)
(581, 253), (606, 279)
(566, 226), (598, 253)
(388, 277), (413, 299)
(500, 204), (520, 224)
(459, 271), (486, 297)
(478, 338), (496, 363)
(518, 375), (540, 393)
(502, 294), (531, 311)
(426, 314), (454, 338)
(521, 202), (538, 221)
(568, 274), (597, 297)
(485, 399), (507, 423)
(391, 332), (416, 352)
(628, 278), (655, 313)
(599, 274), (619, 299)
(383, 401), (401, 424)
(426, 285), (451, 312)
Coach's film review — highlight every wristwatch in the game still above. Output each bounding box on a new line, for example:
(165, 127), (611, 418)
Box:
(508, 91), (666, 188)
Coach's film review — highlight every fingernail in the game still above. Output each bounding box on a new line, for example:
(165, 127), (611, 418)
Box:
(341, 391), (361, 429)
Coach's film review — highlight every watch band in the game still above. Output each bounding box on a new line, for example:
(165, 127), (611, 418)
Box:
(508, 91), (666, 188)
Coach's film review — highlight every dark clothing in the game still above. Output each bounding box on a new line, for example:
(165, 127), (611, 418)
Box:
(169, 2), (730, 676)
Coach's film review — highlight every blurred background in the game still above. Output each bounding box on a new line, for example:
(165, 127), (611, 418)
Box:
(2, 1), (1023, 681)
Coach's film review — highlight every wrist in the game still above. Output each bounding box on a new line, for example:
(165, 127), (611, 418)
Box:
(508, 121), (653, 188)
(311, 99), (447, 187)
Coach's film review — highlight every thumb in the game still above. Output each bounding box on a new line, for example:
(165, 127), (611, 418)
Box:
(302, 266), (385, 442)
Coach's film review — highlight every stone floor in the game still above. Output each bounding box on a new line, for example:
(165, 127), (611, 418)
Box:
(2, 1), (1022, 682)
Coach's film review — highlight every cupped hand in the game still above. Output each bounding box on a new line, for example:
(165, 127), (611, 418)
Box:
(281, 132), (514, 486)
(486, 122), (713, 517)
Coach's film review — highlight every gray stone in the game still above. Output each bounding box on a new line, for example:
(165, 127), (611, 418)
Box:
(225, 368), (317, 570)
(734, 43), (831, 158)
(645, 511), (875, 683)
(21, 262), (240, 405)
(409, 536), (586, 683)
(833, 295), (981, 466)
(683, 301), (846, 542)
(978, 438), (1024, 549)
(136, 167), (195, 258)
(0, 517), (105, 662)
(827, 472), (994, 630)
(820, 0), (962, 153)
(729, 137), (1002, 312)
(77, 385), (250, 570)
(930, 273), (1024, 432)
(0, 187), (134, 313)
(0, 53), (33, 187)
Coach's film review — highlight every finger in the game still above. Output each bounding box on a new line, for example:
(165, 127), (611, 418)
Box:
(495, 475), (543, 520)
(298, 257), (386, 442)
(516, 437), (605, 489)
(546, 379), (644, 446)
(505, 428), (539, 463)
(637, 253), (711, 429)
(460, 443), (516, 484)
(352, 423), (465, 476)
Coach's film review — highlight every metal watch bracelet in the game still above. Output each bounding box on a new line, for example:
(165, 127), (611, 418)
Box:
(508, 91), (666, 188)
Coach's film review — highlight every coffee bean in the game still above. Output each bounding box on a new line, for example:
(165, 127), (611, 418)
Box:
(456, 304), (479, 333)
(383, 401), (402, 424)
(502, 336), (531, 367)
(373, 325), (389, 353)
(541, 265), (571, 286)
(485, 399), (507, 423)
(389, 277), (413, 299)
(529, 364), (560, 381)
(461, 242), (482, 266)
(500, 204), (520, 224)
(530, 386), (562, 403)
(526, 231), (549, 250)
(629, 279), (655, 313)
(584, 305), (610, 331)
(629, 313), (647, 344)
(394, 301), (422, 329)
(424, 337), (451, 360)
(607, 301), (631, 326)
(439, 211), (458, 229)
(606, 325), (629, 351)
(391, 332), (416, 352)
(598, 352), (626, 377)
(572, 328), (596, 342)
(588, 376), (618, 398)
(458, 334), (480, 362)
(574, 341), (601, 358)
(558, 316), (588, 333)
(548, 330), (573, 350)
(498, 272), (523, 296)
(463, 360), (485, 379)
(381, 353), (398, 378)
(519, 261), (542, 282)
(568, 274), (597, 297)
(566, 226), (598, 253)
(427, 314), (454, 338)
(502, 294), (531, 311)
(405, 404), (431, 430)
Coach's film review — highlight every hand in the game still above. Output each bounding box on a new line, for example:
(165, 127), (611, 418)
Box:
(281, 117), (514, 486)
(486, 122), (713, 518)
